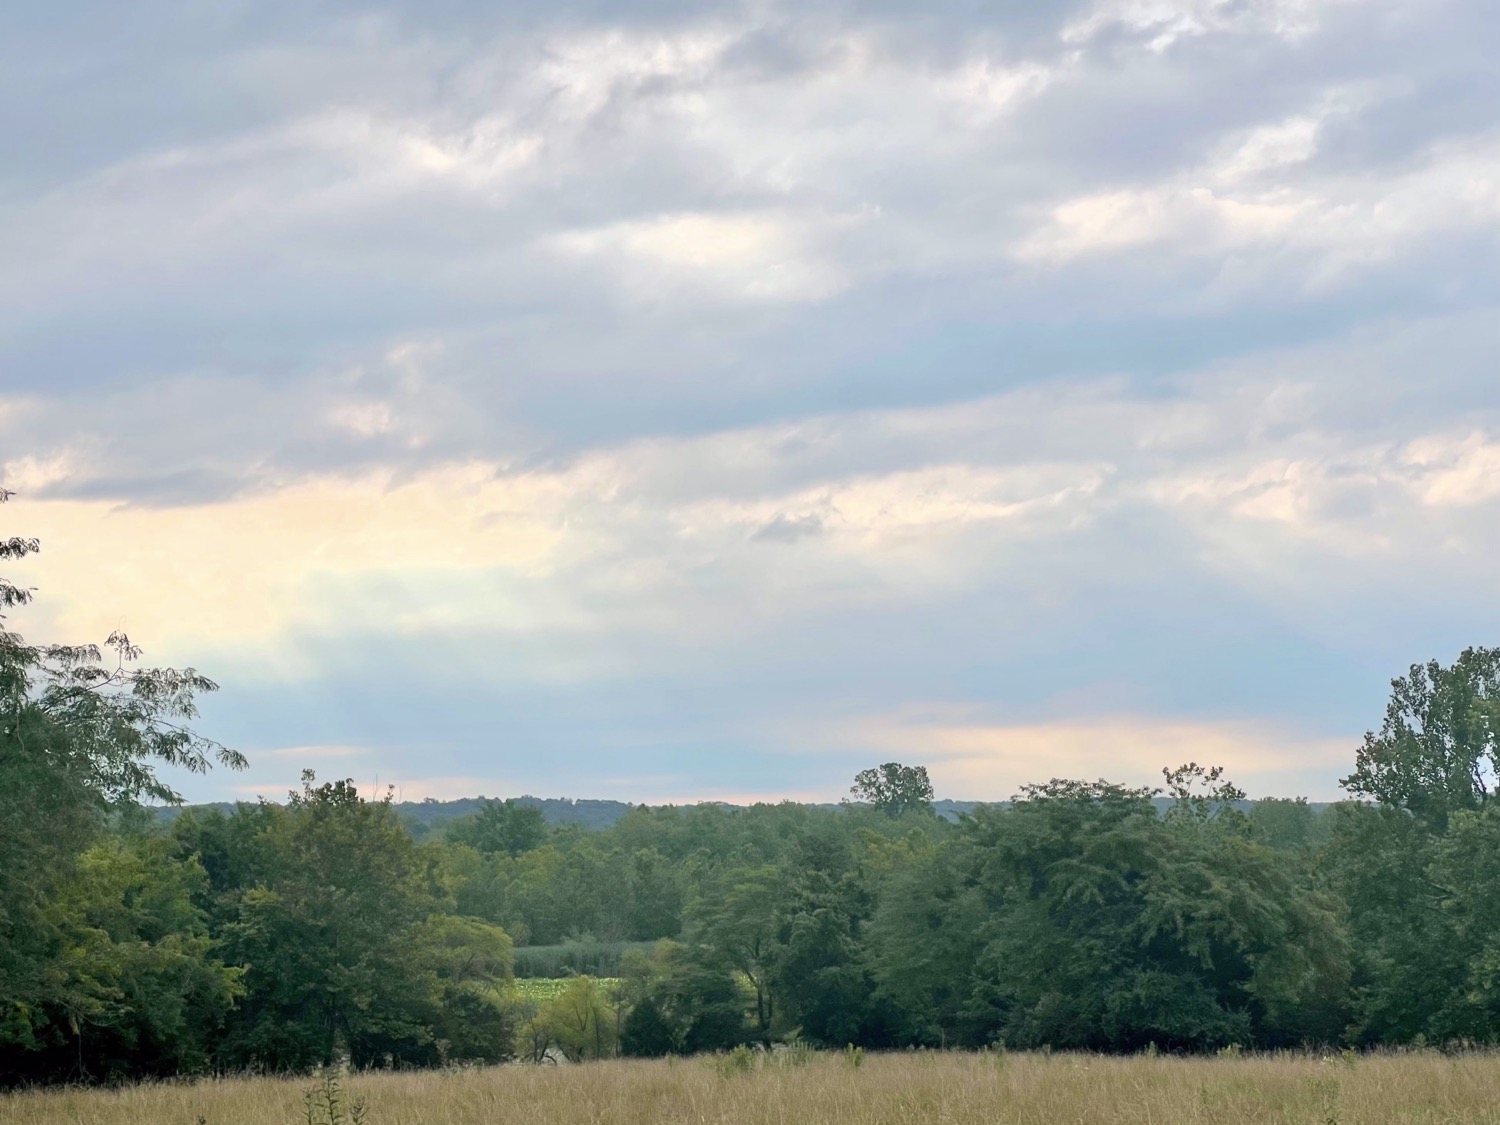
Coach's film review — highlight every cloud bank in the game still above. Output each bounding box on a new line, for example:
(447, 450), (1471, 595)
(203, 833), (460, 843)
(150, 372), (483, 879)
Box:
(3, 0), (1497, 802)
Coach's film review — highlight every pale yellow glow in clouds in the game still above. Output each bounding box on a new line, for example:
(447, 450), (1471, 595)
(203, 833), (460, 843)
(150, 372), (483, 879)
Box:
(12, 462), (573, 654)
(845, 710), (1353, 799)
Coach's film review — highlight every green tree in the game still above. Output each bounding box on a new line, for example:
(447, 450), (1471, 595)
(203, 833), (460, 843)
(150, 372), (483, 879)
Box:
(1250, 798), (1332, 852)
(767, 862), (874, 1046)
(1320, 649), (1500, 1044)
(0, 491), (38, 620)
(643, 941), (752, 1053)
(1325, 802), (1460, 1043)
(0, 490), (243, 1076)
(417, 914), (515, 1063)
(850, 763), (934, 818)
(619, 994), (675, 1057)
(1427, 804), (1500, 1040)
(544, 976), (617, 1060)
(10, 833), (243, 1083)
(865, 842), (987, 1046)
(889, 774), (1349, 1051)
(685, 865), (783, 1040)
(1342, 648), (1500, 828)
(447, 798), (548, 857)
(218, 773), (514, 1070)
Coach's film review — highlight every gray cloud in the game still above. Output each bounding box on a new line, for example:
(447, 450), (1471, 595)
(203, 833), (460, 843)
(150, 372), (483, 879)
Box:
(752, 512), (827, 544)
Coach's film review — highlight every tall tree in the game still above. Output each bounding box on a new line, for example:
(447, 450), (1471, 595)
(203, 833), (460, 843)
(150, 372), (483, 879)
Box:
(1, 490), (243, 1076)
(850, 763), (934, 818)
(1325, 803), (1462, 1044)
(1342, 648), (1500, 828)
(218, 773), (457, 1070)
(685, 865), (783, 1040)
(447, 798), (548, 857)
(885, 775), (1350, 1051)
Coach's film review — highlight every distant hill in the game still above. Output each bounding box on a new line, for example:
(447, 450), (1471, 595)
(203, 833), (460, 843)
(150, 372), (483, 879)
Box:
(385, 795), (986, 834)
(155, 794), (1332, 837)
(152, 794), (635, 834)
(153, 794), (995, 832)
(396, 795), (637, 834)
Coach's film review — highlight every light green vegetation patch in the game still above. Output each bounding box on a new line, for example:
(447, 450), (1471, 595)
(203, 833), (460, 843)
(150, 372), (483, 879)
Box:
(512, 977), (621, 1003)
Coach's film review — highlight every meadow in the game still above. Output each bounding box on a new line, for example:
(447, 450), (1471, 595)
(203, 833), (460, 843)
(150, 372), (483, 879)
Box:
(7, 1050), (1500, 1125)
(511, 976), (617, 1004)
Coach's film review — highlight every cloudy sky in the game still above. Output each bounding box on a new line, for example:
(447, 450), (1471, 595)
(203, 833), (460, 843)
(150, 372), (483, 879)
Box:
(3, 0), (1498, 805)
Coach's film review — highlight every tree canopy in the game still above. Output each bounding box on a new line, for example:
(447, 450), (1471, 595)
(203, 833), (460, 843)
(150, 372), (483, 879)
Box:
(1342, 647), (1500, 828)
(850, 762), (934, 818)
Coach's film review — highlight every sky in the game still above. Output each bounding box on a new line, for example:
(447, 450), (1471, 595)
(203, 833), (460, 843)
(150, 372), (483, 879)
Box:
(2, 0), (1498, 805)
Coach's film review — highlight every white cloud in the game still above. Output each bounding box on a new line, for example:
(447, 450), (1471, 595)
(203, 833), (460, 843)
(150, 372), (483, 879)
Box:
(937, 59), (1056, 121)
(1063, 0), (1369, 51)
(1016, 129), (1500, 294)
(532, 27), (739, 122)
(553, 210), (851, 303)
(1400, 432), (1500, 508)
(1211, 115), (1324, 184)
(328, 401), (397, 438)
(2, 450), (86, 494)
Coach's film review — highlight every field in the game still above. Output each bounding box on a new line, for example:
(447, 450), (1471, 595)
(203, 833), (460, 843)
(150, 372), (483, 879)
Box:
(7, 1050), (1500, 1125)
(511, 976), (620, 1003)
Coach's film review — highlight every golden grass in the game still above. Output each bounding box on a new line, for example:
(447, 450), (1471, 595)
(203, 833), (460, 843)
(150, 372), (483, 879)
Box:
(7, 1050), (1500, 1125)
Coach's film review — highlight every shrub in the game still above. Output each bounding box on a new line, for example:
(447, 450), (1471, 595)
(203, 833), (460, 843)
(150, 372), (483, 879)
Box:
(712, 1045), (756, 1077)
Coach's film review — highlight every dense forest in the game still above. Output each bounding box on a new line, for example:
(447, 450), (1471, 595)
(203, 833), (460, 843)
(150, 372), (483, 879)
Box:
(5, 490), (1500, 1084)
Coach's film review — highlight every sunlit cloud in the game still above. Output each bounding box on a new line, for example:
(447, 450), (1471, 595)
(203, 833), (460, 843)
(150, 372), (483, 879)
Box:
(14, 463), (571, 653)
(553, 211), (852, 303)
(833, 709), (1354, 800)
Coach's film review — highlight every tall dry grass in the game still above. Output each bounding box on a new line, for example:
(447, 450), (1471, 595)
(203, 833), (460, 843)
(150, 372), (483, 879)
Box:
(6, 1049), (1500, 1125)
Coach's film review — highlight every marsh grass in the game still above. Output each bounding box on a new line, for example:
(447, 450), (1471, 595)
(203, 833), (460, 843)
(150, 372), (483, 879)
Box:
(7, 1050), (1500, 1125)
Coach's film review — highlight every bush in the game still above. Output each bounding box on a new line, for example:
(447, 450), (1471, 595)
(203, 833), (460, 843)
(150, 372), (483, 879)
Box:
(621, 996), (676, 1058)
(712, 1045), (756, 1078)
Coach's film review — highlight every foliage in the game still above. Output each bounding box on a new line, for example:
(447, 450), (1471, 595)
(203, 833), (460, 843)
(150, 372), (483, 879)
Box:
(850, 763), (934, 818)
(211, 772), (516, 1072)
(711, 1044), (755, 1077)
(543, 976), (618, 1061)
(1251, 798), (1333, 852)
(620, 995), (676, 1058)
(1342, 648), (1500, 828)
(446, 798), (548, 857)
(636, 942), (754, 1055)
(868, 774), (1350, 1052)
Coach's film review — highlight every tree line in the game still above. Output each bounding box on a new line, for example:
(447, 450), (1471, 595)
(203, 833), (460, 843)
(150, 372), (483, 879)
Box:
(5, 490), (1500, 1082)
